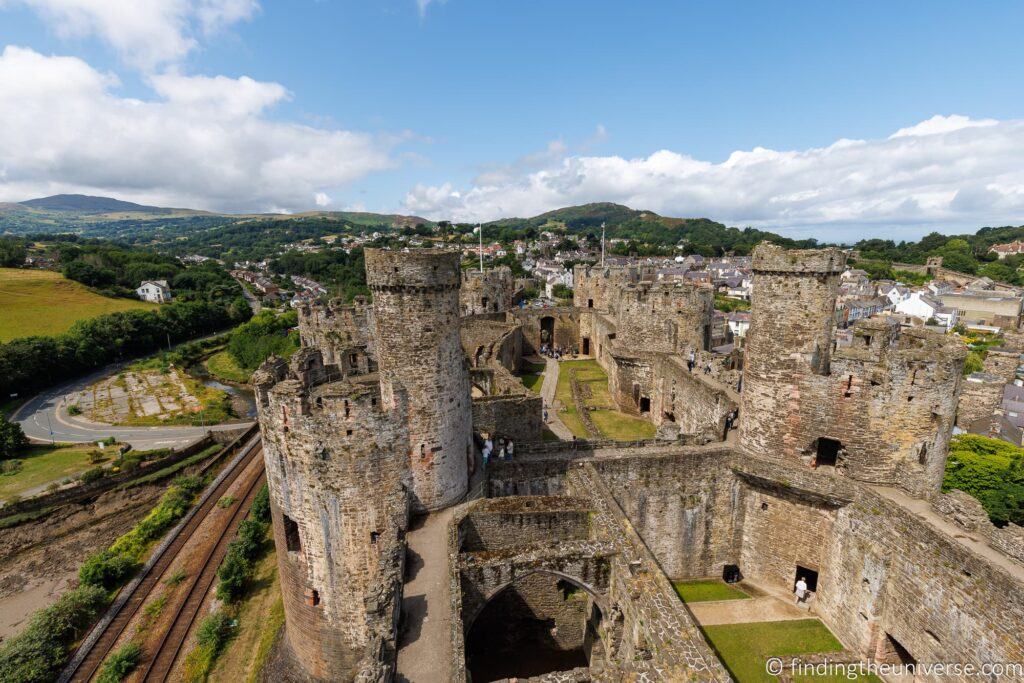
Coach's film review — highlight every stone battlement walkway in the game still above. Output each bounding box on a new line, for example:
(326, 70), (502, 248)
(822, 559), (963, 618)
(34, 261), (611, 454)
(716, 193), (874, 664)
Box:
(396, 508), (454, 682)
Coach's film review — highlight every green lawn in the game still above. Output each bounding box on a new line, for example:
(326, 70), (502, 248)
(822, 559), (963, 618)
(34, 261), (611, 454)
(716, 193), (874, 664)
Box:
(673, 579), (750, 603)
(701, 620), (881, 683)
(554, 359), (655, 441)
(0, 444), (103, 503)
(0, 267), (156, 342)
(205, 350), (252, 384)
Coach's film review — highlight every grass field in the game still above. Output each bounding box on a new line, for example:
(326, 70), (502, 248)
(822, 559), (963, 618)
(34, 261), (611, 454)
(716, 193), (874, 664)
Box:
(517, 362), (546, 394)
(555, 359), (656, 441)
(673, 579), (750, 603)
(0, 444), (102, 503)
(701, 620), (880, 682)
(0, 267), (157, 342)
(205, 350), (252, 384)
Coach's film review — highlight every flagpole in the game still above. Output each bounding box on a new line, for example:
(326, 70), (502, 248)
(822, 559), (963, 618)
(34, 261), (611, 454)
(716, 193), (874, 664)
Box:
(478, 223), (484, 272)
(601, 222), (606, 267)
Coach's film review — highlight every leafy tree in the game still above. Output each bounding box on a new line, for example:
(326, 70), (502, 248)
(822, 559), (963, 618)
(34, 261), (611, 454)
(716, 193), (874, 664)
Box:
(0, 237), (27, 267)
(944, 434), (1024, 526)
(0, 584), (108, 683)
(0, 420), (28, 460)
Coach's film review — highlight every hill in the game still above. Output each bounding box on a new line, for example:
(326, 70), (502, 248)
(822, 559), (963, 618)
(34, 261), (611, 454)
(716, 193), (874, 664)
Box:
(19, 194), (176, 214)
(485, 202), (818, 253)
(0, 267), (157, 342)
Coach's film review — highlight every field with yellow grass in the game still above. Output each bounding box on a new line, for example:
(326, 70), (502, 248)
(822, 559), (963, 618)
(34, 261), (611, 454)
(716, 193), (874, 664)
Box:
(0, 268), (157, 342)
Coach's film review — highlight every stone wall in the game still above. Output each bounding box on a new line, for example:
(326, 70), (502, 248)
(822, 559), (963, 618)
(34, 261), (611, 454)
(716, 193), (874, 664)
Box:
(592, 449), (742, 579)
(511, 307), (580, 354)
(460, 266), (515, 315)
(613, 280), (714, 353)
(253, 350), (409, 681)
(297, 296), (375, 373)
(366, 248), (474, 511)
(957, 373), (1005, 427)
(740, 243), (965, 499)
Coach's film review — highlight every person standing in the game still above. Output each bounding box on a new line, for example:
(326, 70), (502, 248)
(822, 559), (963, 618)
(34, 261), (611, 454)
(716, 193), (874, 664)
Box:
(794, 577), (808, 605)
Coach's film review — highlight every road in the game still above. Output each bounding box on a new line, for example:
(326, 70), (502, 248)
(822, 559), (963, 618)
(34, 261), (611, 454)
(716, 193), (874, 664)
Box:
(12, 363), (253, 451)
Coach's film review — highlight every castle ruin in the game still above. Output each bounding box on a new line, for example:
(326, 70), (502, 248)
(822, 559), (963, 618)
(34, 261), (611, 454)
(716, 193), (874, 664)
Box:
(254, 244), (1024, 682)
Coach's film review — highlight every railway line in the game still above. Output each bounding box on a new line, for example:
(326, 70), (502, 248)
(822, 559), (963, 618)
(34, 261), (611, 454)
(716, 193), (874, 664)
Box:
(61, 432), (265, 683)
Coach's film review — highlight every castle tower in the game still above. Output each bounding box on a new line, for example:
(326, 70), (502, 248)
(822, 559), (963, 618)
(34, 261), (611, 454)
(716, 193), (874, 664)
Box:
(365, 248), (474, 511)
(738, 242), (846, 459)
(253, 351), (409, 681)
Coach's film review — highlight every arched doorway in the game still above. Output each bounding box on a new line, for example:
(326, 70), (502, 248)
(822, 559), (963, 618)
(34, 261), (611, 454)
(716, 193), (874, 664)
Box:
(465, 572), (604, 682)
(540, 316), (556, 346)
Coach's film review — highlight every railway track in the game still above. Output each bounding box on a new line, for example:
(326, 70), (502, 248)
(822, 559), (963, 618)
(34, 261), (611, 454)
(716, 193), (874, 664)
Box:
(62, 435), (264, 683)
(140, 461), (266, 682)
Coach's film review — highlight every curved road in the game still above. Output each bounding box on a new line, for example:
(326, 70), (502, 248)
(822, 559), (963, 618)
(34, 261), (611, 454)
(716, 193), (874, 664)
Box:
(12, 363), (253, 451)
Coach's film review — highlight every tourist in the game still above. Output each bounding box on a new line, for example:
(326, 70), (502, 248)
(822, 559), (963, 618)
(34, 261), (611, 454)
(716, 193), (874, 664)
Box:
(483, 436), (493, 464)
(703, 362), (712, 375)
(687, 349), (696, 372)
(795, 576), (808, 605)
(506, 439), (514, 460)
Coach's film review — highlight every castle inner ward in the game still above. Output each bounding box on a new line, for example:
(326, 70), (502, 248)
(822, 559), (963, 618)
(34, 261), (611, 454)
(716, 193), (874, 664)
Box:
(253, 246), (1024, 682)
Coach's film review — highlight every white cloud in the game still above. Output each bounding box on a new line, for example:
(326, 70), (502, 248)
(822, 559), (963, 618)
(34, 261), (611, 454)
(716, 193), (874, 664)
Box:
(314, 192), (331, 207)
(890, 114), (997, 138)
(403, 115), (1024, 239)
(2, 0), (258, 69)
(416, 0), (445, 18)
(0, 46), (395, 212)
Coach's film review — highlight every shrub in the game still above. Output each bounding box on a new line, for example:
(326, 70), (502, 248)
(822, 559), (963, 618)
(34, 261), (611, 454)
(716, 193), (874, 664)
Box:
(183, 611), (233, 682)
(79, 476), (204, 590)
(215, 491), (270, 602)
(0, 584), (109, 683)
(67, 404), (82, 416)
(0, 419), (28, 460)
(96, 642), (142, 683)
(80, 466), (106, 484)
(1, 459), (23, 476)
(88, 450), (106, 464)
(250, 484), (270, 524)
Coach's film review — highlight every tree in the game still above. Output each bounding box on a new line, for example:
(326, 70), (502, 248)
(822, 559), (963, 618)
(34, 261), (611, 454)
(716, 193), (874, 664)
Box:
(0, 420), (27, 460)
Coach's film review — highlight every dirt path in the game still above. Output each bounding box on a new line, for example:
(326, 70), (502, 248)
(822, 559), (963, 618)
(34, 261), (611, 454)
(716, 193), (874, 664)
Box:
(395, 509), (454, 682)
(687, 596), (810, 626)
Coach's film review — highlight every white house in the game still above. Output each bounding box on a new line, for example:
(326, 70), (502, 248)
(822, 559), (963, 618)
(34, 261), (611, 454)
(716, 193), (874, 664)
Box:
(880, 284), (911, 307)
(894, 291), (957, 330)
(136, 280), (172, 303)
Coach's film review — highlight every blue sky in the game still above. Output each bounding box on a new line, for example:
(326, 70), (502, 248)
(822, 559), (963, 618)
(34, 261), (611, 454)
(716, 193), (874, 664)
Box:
(1, 1), (1023, 240)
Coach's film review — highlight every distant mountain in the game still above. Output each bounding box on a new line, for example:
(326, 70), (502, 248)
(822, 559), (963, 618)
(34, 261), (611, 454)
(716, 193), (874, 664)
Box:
(18, 194), (192, 215)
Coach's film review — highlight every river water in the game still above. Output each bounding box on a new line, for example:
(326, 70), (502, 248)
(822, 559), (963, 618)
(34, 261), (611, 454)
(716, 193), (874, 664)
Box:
(188, 364), (257, 418)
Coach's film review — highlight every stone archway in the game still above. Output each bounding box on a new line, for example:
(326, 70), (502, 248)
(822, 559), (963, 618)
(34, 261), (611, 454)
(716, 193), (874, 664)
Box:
(465, 570), (606, 682)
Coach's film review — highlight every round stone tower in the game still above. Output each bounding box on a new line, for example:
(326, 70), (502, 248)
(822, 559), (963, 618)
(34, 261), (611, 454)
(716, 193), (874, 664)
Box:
(738, 242), (846, 460)
(365, 248), (473, 511)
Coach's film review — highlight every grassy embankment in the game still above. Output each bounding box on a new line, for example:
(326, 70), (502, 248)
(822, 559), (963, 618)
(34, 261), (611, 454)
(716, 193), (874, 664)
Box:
(0, 267), (156, 342)
(205, 351), (252, 384)
(0, 444), (104, 504)
(555, 359), (655, 441)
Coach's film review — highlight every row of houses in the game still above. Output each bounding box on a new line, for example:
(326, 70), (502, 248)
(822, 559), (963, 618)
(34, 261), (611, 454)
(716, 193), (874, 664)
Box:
(837, 268), (1024, 332)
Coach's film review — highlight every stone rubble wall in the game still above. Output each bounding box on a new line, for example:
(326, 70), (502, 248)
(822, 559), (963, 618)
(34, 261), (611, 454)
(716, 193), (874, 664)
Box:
(460, 266), (515, 315)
